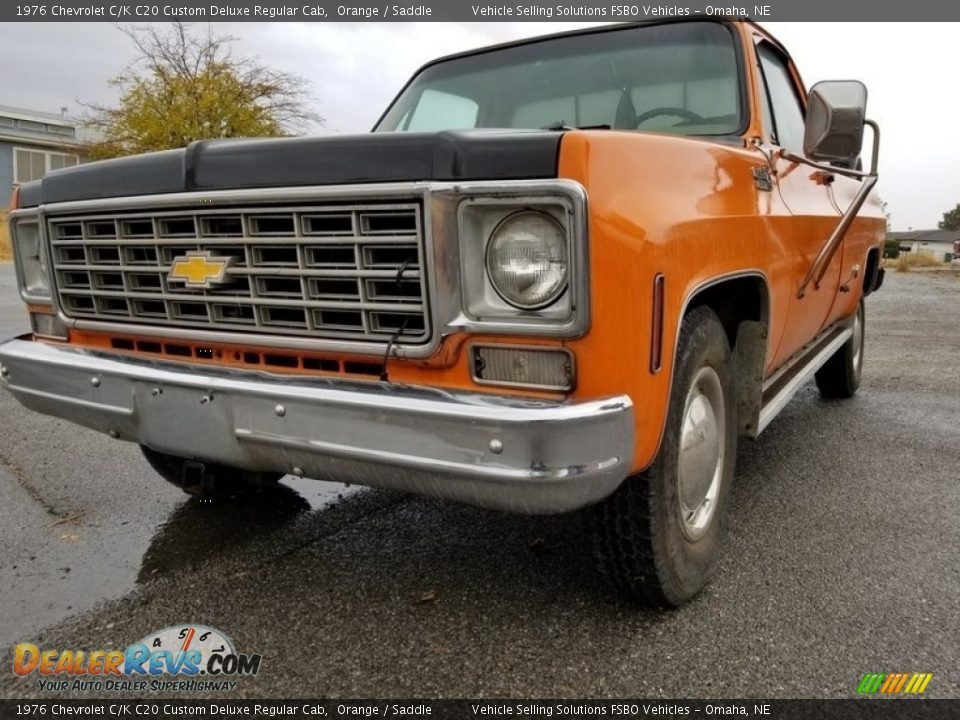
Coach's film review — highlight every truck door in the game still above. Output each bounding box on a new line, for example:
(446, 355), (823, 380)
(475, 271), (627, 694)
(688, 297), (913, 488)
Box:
(755, 40), (843, 365)
(825, 164), (884, 325)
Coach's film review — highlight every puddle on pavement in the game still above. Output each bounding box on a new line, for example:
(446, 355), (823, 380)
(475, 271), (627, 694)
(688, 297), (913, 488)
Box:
(1, 471), (363, 647)
(137, 477), (361, 583)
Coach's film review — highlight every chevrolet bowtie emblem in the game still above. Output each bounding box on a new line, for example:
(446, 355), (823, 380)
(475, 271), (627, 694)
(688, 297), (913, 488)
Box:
(168, 252), (234, 289)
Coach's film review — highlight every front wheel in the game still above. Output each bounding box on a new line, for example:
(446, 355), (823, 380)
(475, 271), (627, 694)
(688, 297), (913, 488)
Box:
(141, 446), (283, 499)
(815, 300), (865, 399)
(588, 306), (737, 607)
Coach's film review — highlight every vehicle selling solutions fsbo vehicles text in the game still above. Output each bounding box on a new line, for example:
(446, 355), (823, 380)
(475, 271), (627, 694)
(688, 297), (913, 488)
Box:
(469, 5), (770, 17)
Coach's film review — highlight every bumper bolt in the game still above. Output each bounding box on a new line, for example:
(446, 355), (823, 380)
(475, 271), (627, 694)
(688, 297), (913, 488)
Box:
(275, 404), (286, 417)
(90, 377), (101, 388)
(0, 365), (8, 379)
(489, 439), (504, 454)
(200, 395), (212, 405)
(291, 467), (304, 476)
(108, 430), (119, 439)
(151, 388), (162, 397)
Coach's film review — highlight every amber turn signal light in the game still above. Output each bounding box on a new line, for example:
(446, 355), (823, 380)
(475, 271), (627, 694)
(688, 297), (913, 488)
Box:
(471, 345), (574, 392)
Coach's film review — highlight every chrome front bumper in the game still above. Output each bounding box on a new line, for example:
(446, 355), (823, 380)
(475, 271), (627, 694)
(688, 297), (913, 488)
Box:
(0, 337), (634, 514)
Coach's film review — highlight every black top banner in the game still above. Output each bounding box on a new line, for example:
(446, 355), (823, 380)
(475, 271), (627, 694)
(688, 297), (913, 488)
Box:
(4, 0), (959, 22)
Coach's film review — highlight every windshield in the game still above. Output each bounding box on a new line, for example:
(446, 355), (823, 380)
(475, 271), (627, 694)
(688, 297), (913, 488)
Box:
(375, 22), (744, 137)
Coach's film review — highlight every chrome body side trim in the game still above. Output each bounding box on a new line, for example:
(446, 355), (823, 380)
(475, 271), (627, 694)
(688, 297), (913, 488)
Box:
(675, 270), (773, 375)
(0, 337), (633, 514)
(757, 317), (854, 433)
(647, 270), (771, 464)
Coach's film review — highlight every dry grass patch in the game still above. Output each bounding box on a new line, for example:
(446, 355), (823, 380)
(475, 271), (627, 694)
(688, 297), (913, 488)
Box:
(0, 212), (11, 262)
(894, 250), (944, 272)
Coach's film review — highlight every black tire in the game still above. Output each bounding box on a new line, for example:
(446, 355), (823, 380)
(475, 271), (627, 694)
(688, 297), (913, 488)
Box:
(588, 305), (737, 607)
(141, 445), (283, 499)
(815, 300), (864, 399)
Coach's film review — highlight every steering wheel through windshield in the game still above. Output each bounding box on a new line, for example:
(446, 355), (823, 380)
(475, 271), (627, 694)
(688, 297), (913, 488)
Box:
(634, 107), (706, 127)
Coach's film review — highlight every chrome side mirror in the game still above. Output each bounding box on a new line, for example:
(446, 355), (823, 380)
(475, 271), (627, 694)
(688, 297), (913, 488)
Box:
(803, 80), (868, 163)
(786, 80), (880, 299)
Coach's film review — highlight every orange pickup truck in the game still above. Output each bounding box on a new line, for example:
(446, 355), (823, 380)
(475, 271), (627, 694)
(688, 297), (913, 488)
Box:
(1, 20), (885, 606)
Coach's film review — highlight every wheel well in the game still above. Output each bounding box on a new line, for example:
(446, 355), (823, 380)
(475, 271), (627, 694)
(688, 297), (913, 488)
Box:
(685, 274), (770, 438)
(863, 246), (881, 295)
(687, 275), (769, 349)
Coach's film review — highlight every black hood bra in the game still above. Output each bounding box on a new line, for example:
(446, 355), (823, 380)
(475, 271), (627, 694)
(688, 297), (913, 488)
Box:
(18, 129), (563, 207)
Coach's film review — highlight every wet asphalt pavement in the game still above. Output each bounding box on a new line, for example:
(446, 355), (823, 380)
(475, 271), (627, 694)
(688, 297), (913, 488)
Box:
(0, 262), (957, 699)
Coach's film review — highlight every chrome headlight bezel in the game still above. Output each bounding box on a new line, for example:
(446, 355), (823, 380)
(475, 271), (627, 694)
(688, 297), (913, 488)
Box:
(455, 181), (588, 337)
(10, 212), (52, 304)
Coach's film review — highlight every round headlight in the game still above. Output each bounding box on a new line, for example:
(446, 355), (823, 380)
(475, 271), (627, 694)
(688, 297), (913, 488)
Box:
(484, 211), (568, 310)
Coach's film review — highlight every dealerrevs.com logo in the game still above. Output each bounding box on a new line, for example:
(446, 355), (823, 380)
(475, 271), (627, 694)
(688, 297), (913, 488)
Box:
(13, 625), (262, 693)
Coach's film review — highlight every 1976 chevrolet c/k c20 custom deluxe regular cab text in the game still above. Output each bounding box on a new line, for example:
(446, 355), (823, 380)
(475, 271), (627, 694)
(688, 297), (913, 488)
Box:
(1, 20), (885, 606)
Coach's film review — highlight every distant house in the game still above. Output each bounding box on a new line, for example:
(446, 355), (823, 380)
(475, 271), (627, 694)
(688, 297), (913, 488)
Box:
(887, 229), (960, 262)
(0, 104), (89, 205)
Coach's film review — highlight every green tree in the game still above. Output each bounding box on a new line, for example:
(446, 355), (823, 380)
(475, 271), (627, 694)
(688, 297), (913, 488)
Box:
(84, 23), (320, 159)
(939, 203), (960, 231)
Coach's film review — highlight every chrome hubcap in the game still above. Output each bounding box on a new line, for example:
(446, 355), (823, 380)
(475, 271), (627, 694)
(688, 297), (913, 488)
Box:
(677, 366), (725, 541)
(852, 305), (864, 372)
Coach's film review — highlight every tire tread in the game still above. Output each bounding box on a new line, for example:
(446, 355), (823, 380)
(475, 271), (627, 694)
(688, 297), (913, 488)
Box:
(588, 305), (734, 607)
(815, 302), (864, 399)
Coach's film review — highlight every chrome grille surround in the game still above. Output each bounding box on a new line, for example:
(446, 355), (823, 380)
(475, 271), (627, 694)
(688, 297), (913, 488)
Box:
(47, 201), (431, 347)
(19, 180), (589, 360)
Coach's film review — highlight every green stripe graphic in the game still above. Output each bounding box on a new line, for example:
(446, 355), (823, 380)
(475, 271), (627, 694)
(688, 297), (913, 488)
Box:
(857, 673), (885, 694)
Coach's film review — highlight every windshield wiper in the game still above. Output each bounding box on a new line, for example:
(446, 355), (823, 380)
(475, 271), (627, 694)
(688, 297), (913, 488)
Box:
(542, 121), (612, 131)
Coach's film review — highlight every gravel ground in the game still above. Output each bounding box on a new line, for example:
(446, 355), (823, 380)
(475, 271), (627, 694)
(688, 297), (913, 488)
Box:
(0, 263), (957, 699)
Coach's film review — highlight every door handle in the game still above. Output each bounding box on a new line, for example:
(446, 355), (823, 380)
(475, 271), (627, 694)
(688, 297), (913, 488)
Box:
(840, 264), (861, 293)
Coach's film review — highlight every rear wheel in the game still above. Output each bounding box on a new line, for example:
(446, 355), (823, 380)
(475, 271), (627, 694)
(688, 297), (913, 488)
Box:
(141, 446), (283, 499)
(815, 300), (864, 399)
(588, 306), (737, 606)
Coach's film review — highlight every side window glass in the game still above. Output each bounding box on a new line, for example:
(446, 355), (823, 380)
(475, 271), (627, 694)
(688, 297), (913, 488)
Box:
(757, 44), (806, 152)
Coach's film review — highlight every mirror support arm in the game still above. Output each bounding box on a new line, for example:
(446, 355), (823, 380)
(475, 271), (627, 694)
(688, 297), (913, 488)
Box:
(789, 119), (880, 299)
